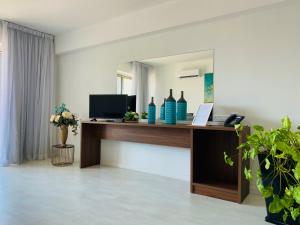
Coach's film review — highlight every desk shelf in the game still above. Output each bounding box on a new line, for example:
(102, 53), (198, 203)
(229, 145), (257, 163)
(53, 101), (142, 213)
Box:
(191, 128), (250, 203)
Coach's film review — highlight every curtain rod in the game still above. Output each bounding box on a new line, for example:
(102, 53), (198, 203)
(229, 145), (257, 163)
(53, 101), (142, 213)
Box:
(0, 19), (54, 37)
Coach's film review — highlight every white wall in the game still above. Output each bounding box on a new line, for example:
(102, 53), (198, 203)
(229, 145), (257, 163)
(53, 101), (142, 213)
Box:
(57, 1), (300, 192)
(101, 140), (190, 181)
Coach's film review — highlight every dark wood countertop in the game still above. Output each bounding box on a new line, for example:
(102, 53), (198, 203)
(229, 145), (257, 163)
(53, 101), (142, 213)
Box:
(81, 120), (245, 132)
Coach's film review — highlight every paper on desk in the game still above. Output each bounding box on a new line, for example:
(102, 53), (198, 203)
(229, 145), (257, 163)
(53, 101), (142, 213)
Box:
(192, 103), (214, 126)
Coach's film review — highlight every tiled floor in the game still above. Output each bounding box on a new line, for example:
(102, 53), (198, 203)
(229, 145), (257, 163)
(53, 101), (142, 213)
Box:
(0, 161), (269, 225)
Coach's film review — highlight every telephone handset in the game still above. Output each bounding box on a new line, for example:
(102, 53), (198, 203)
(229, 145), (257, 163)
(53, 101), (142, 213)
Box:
(224, 114), (245, 127)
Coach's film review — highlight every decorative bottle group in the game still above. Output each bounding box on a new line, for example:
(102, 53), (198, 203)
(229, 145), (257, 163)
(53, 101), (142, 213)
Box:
(148, 90), (187, 125)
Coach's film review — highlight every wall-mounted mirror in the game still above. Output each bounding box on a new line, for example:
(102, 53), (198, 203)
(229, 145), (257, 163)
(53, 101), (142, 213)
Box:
(117, 50), (214, 118)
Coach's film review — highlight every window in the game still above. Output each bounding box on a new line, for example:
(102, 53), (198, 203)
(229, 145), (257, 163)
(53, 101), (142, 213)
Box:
(117, 74), (132, 95)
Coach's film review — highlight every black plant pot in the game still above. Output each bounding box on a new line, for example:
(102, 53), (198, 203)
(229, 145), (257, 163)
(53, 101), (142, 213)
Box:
(258, 154), (299, 225)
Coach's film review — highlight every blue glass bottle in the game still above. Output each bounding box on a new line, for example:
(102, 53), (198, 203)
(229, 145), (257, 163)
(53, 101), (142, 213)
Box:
(177, 91), (187, 120)
(148, 97), (156, 124)
(165, 89), (176, 124)
(160, 98), (166, 121)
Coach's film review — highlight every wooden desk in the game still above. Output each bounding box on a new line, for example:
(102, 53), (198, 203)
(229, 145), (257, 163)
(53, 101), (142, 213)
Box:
(80, 121), (250, 203)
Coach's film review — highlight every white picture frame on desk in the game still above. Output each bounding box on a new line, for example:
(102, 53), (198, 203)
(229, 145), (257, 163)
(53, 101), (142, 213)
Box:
(192, 103), (213, 126)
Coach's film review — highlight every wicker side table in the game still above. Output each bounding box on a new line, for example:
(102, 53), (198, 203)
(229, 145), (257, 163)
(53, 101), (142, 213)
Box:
(51, 144), (74, 166)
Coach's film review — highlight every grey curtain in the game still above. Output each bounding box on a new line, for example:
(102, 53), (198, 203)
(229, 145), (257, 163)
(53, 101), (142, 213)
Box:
(131, 61), (149, 114)
(0, 21), (54, 165)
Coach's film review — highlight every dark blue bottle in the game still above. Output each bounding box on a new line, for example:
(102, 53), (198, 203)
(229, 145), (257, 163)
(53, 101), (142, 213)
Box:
(177, 91), (187, 120)
(160, 98), (166, 120)
(148, 97), (156, 124)
(165, 89), (176, 124)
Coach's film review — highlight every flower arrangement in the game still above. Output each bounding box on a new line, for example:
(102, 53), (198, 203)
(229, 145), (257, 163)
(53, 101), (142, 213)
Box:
(124, 111), (139, 122)
(50, 104), (79, 142)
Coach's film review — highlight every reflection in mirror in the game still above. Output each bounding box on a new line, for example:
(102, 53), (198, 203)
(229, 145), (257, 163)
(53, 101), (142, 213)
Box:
(117, 50), (214, 120)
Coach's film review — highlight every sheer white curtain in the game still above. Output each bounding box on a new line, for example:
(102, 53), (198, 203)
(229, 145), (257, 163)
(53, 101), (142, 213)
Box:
(0, 21), (54, 165)
(131, 61), (149, 114)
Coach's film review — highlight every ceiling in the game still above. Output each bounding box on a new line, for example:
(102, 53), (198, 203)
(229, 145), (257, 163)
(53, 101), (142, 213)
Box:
(0, 0), (173, 34)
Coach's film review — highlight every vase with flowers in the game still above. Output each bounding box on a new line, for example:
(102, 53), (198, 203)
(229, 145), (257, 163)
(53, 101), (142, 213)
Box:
(50, 103), (79, 146)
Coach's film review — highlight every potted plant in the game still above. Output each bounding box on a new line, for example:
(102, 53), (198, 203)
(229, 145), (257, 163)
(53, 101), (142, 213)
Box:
(224, 117), (300, 225)
(139, 112), (148, 123)
(124, 111), (139, 123)
(50, 103), (79, 146)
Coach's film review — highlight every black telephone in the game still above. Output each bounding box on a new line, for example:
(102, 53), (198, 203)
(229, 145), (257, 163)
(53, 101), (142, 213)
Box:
(224, 114), (245, 127)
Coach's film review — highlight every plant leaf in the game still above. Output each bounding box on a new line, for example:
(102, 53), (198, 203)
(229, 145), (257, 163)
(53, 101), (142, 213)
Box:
(234, 124), (241, 130)
(274, 152), (286, 159)
(294, 162), (300, 180)
(291, 207), (300, 221)
(285, 187), (292, 197)
(269, 195), (284, 214)
(280, 194), (294, 209)
(265, 158), (271, 170)
(237, 143), (247, 150)
(283, 210), (288, 223)
(249, 148), (258, 159)
(256, 177), (273, 198)
(253, 125), (264, 132)
(224, 152), (234, 166)
(293, 186), (300, 204)
(281, 116), (291, 130)
(257, 169), (262, 178)
(234, 124), (243, 136)
(243, 150), (249, 160)
(260, 185), (273, 198)
(244, 167), (252, 180)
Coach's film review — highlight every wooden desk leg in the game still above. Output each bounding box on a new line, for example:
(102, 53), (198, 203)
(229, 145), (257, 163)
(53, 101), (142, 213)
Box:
(190, 129), (194, 193)
(80, 124), (101, 168)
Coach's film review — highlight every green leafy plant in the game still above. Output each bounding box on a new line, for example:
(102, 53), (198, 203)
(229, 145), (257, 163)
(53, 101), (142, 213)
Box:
(224, 117), (300, 223)
(50, 103), (79, 135)
(124, 111), (139, 122)
(141, 112), (148, 119)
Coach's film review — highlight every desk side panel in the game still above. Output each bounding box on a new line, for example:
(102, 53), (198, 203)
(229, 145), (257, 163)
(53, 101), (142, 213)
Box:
(80, 123), (101, 168)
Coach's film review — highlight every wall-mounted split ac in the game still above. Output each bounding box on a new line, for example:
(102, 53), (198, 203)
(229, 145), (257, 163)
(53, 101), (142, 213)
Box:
(177, 69), (202, 79)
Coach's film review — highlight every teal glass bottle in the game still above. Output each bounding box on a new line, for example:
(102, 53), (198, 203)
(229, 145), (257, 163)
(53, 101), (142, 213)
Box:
(148, 97), (156, 124)
(160, 98), (166, 120)
(165, 89), (176, 124)
(177, 91), (187, 120)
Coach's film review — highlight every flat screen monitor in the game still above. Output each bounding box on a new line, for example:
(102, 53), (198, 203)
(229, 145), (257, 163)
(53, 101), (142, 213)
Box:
(89, 95), (127, 119)
(127, 95), (136, 112)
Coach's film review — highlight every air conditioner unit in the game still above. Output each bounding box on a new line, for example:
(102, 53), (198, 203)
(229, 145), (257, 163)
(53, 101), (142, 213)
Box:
(177, 69), (201, 79)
